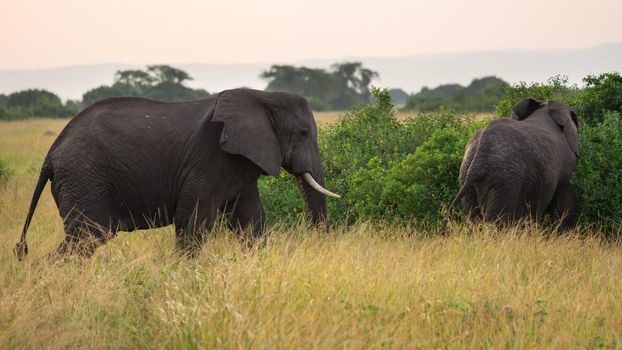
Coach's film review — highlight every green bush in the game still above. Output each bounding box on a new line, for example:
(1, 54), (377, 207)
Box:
(379, 122), (484, 224)
(574, 111), (622, 232)
(574, 73), (622, 126)
(260, 88), (483, 227)
(495, 75), (578, 118)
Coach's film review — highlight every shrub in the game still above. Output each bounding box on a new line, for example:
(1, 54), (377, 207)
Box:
(574, 111), (622, 232)
(260, 88), (483, 227)
(495, 75), (578, 118)
(379, 121), (484, 224)
(573, 72), (622, 126)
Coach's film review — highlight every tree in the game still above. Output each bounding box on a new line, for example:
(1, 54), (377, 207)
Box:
(82, 65), (209, 106)
(261, 62), (378, 110)
(147, 65), (192, 85)
(2, 89), (78, 119)
(114, 70), (154, 87)
(331, 62), (378, 100)
(82, 84), (139, 107)
(7, 89), (62, 108)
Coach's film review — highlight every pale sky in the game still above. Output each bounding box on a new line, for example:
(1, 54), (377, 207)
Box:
(1, 0), (621, 69)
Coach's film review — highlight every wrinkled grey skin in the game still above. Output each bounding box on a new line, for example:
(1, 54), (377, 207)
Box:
(451, 98), (579, 230)
(15, 88), (328, 259)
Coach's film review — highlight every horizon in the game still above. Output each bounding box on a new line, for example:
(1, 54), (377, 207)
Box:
(1, 42), (619, 71)
(2, 43), (621, 100)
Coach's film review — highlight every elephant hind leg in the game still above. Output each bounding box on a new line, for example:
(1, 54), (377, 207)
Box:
(550, 180), (577, 232)
(463, 186), (482, 221)
(482, 187), (521, 226)
(53, 208), (117, 259)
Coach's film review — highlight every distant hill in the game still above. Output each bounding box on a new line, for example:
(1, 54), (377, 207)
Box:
(0, 43), (621, 100)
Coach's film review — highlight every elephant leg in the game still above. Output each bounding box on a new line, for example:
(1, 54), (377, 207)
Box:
(174, 199), (217, 256)
(53, 209), (115, 259)
(463, 187), (482, 221)
(483, 188), (520, 225)
(551, 180), (577, 232)
(225, 185), (266, 243)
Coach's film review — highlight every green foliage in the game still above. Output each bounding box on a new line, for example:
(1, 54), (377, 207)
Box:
(379, 122), (483, 224)
(405, 76), (508, 113)
(261, 62), (378, 110)
(495, 75), (578, 118)
(82, 65), (210, 107)
(0, 89), (78, 120)
(0, 158), (13, 183)
(574, 112), (622, 231)
(258, 172), (305, 223)
(573, 72), (622, 126)
(260, 88), (483, 226)
(319, 87), (407, 221)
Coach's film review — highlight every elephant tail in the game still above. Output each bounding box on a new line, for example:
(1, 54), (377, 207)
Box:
(449, 171), (482, 213)
(14, 161), (52, 260)
(450, 182), (470, 212)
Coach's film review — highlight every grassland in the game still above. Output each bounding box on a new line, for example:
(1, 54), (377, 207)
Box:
(1, 119), (621, 349)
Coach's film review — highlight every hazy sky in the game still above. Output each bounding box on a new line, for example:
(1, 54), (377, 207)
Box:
(1, 0), (621, 69)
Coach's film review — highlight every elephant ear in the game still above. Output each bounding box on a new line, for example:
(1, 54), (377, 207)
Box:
(548, 101), (579, 156)
(212, 89), (282, 177)
(511, 98), (542, 120)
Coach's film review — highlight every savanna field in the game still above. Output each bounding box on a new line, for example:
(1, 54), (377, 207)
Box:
(1, 112), (622, 348)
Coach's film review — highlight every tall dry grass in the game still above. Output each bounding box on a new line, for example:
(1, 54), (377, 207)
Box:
(1, 119), (621, 349)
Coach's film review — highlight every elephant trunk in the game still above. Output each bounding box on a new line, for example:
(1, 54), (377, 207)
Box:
(295, 172), (328, 228)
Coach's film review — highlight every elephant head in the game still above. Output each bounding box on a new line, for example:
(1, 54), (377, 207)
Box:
(511, 98), (579, 156)
(212, 88), (338, 225)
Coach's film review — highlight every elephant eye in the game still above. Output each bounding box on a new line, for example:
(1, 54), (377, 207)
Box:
(299, 129), (309, 138)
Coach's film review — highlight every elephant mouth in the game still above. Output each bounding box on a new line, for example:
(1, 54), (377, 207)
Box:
(299, 172), (340, 198)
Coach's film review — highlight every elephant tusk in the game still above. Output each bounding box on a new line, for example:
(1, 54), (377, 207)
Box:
(302, 172), (341, 198)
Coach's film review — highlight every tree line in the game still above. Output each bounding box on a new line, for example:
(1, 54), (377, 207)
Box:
(1, 62), (517, 120)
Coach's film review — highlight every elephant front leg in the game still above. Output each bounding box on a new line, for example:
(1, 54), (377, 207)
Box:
(174, 199), (218, 256)
(223, 185), (266, 244)
(551, 180), (577, 232)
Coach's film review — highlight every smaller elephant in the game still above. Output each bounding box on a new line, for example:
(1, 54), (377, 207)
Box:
(451, 98), (579, 230)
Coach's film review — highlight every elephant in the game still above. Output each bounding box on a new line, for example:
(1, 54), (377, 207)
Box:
(451, 98), (579, 230)
(14, 88), (339, 260)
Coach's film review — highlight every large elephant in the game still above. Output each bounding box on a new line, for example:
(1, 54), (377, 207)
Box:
(15, 88), (339, 259)
(451, 98), (579, 230)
